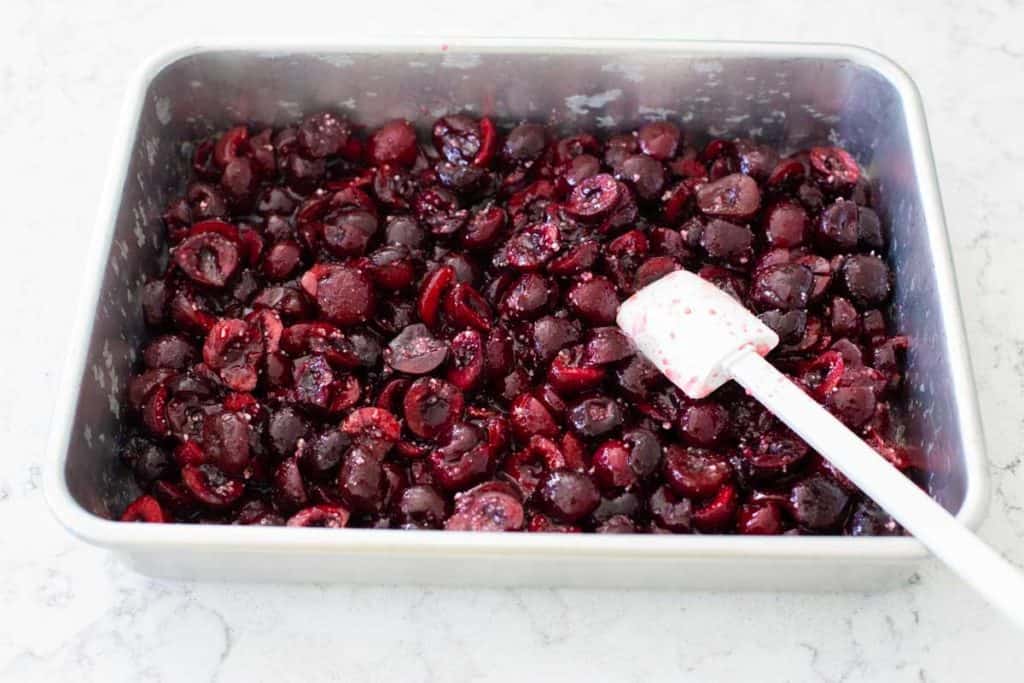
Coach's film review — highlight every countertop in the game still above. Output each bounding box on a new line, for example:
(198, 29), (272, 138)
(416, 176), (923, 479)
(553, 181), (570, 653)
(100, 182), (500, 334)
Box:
(2, 0), (1023, 680)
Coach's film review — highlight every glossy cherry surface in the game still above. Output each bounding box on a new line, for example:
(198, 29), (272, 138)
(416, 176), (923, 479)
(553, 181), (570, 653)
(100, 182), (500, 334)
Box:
(119, 116), (910, 536)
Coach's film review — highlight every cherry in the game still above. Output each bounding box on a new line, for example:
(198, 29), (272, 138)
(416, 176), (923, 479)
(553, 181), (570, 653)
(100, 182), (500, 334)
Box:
(446, 329), (485, 391)
(291, 354), (335, 411)
(547, 345), (606, 394)
(121, 437), (174, 484)
(341, 407), (401, 456)
(500, 273), (557, 321)
(403, 378), (464, 440)
(414, 186), (468, 235)
(509, 393), (559, 441)
(693, 484), (738, 532)
(502, 222), (562, 270)
(322, 210), (378, 257)
(462, 205), (507, 250)
(395, 485), (447, 529)
(847, 498), (901, 536)
(664, 446), (732, 498)
(619, 154), (666, 200)
(582, 326), (633, 366)
(181, 464), (245, 508)
(368, 120), (419, 167)
(696, 173), (760, 219)
(591, 439), (635, 490)
(637, 121), (681, 160)
(767, 158), (805, 188)
(267, 407), (311, 459)
(547, 240), (600, 276)
(531, 315), (582, 364)
(503, 123), (546, 164)
(445, 481), (524, 531)
(202, 411), (251, 475)
(338, 447), (387, 513)
(221, 158), (257, 204)
(564, 174), (621, 220)
(273, 457), (309, 512)
(444, 283), (493, 331)
(173, 232), (240, 287)
(298, 112), (351, 158)
(678, 402), (729, 447)
(298, 430), (349, 480)
(743, 428), (810, 479)
(566, 275), (618, 325)
(817, 199), (859, 251)
(142, 335), (196, 370)
(736, 501), (784, 535)
(432, 115), (483, 165)
(809, 146), (860, 188)
(286, 505), (351, 528)
(301, 264), (376, 326)
(120, 495), (169, 523)
(385, 324), (450, 375)
(567, 396), (623, 437)
(787, 474), (851, 531)
(384, 214), (425, 249)
(763, 201), (808, 248)
(649, 485), (692, 532)
(750, 263), (815, 311)
(699, 219), (753, 266)
(428, 422), (491, 491)
(538, 470), (600, 522)
(417, 265), (456, 328)
(187, 182), (228, 221)
(841, 254), (891, 307)
(734, 139), (779, 181)
(202, 319), (263, 392)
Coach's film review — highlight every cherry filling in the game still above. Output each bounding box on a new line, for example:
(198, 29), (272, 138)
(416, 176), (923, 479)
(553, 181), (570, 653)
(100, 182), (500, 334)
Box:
(119, 116), (912, 536)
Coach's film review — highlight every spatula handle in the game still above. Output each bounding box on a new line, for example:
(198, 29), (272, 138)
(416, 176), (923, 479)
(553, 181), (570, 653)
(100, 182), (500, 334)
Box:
(726, 348), (1024, 630)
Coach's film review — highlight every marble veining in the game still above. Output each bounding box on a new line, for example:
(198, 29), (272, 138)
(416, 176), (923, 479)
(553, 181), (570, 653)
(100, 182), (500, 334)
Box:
(2, 0), (1024, 680)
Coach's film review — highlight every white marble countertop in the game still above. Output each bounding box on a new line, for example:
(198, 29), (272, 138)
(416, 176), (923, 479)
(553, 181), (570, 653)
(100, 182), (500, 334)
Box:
(3, 0), (1023, 680)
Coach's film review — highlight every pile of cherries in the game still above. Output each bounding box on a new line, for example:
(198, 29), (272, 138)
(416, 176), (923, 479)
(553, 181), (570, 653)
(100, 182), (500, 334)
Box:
(118, 111), (913, 536)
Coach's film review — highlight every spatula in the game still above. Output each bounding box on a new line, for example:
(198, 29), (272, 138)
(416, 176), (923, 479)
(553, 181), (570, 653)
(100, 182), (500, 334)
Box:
(617, 269), (1024, 628)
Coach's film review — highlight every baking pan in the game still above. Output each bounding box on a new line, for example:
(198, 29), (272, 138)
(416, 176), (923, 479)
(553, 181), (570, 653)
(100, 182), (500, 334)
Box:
(44, 39), (987, 589)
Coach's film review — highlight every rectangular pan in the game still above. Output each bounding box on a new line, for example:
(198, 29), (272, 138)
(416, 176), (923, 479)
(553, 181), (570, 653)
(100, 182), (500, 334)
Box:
(44, 39), (987, 589)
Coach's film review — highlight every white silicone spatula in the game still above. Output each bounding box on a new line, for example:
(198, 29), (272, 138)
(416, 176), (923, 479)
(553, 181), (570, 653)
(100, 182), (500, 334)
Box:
(618, 269), (1024, 629)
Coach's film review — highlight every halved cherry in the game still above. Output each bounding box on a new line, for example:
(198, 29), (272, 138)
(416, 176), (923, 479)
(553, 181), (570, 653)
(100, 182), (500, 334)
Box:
(403, 378), (465, 440)
(286, 504), (351, 528)
(692, 484), (738, 532)
(202, 319), (263, 392)
(695, 173), (761, 220)
(300, 264), (376, 327)
(809, 146), (860, 188)
(173, 232), (240, 287)
(509, 393), (559, 442)
(446, 329), (485, 391)
(384, 324), (449, 375)
(473, 116), (499, 167)
(417, 265), (456, 328)
(664, 446), (732, 498)
(445, 481), (524, 531)
(202, 411), (251, 475)
(120, 495), (170, 523)
(181, 464), (245, 508)
(341, 407), (401, 457)
(548, 346), (606, 394)
(564, 174), (621, 220)
(428, 422), (491, 491)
